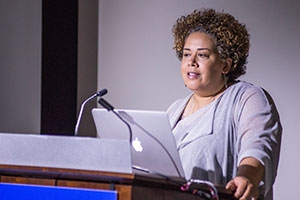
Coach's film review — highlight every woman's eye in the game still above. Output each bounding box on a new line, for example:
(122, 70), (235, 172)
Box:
(198, 53), (209, 58)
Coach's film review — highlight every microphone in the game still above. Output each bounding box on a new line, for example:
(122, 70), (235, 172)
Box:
(96, 89), (108, 97)
(74, 89), (108, 136)
(98, 98), (133, 143)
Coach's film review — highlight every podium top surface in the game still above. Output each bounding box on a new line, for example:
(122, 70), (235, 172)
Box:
(0, 133), (132, 174)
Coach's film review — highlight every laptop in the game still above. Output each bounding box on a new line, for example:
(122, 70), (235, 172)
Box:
(91, 108), (185, 180)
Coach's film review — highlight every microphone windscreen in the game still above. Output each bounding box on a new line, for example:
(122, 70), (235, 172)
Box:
(97, 88), (108, 97)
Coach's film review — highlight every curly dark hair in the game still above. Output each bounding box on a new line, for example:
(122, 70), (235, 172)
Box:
(172, 8), (250, 80)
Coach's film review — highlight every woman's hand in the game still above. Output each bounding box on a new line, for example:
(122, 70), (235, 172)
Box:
(226, 157), (264, 200)
(226, 176), (259, 200)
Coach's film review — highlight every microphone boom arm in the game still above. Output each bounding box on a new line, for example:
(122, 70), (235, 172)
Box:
(74, 94), (97, 136)
(74, 89), (108, 136)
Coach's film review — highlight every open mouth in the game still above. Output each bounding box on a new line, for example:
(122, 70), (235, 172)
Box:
(187, 72), (200, 78)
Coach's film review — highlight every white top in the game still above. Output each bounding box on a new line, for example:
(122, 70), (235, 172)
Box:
(167, 81), (282, 200)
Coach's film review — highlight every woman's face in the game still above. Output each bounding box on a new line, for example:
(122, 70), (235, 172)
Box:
(181, 32), (227, 97)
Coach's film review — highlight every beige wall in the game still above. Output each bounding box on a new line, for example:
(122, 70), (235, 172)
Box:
(0, 0), (42, 133)
(77, 0), (98, 137)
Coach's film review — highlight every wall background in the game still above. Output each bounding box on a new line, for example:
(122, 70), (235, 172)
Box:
(0, 0), (41, 133)
(0, 0), (98, 136)
(98, 1), (300, 199)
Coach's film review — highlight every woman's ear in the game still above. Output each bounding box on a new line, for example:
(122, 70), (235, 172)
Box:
(223, 58), (232, 74)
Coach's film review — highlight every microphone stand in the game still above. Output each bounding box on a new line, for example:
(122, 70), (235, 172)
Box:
(74, 89), (108, 136)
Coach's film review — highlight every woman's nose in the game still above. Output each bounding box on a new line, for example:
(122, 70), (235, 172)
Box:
(188, 54), (198, 67)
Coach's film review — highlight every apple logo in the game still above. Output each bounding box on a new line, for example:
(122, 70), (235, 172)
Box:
(132, 137), (143, 152)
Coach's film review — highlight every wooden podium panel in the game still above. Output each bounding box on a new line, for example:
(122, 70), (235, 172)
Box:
(0, 164), (235, 200)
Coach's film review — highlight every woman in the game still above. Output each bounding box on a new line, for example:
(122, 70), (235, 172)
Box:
(167, 9), (282, 200)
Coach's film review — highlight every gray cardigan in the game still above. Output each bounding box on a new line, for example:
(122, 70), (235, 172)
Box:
(167, 81), (282, 200)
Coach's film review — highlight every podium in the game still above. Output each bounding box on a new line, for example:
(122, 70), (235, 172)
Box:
(0, 133), (235, 200)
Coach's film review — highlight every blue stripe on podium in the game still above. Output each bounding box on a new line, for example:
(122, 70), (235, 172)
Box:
(0, 183), (117, 200)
